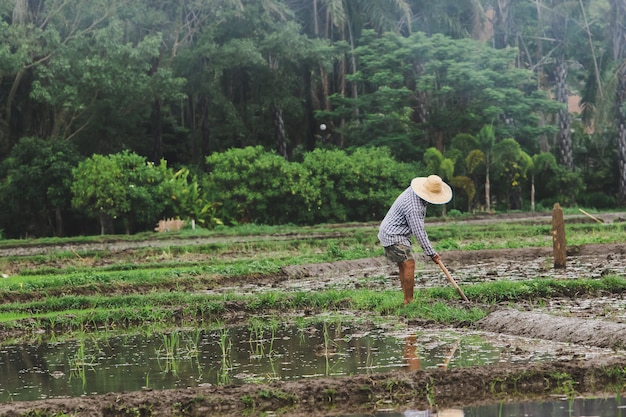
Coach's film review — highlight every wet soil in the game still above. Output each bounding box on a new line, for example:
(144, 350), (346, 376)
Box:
(0, 213), (625, 416)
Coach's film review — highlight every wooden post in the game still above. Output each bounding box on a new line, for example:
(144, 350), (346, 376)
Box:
(552, 203), (566, 269)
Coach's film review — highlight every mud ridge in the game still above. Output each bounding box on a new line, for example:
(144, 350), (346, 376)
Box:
(477, 308), (626, 349)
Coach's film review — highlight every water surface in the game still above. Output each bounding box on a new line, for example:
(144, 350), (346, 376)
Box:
(344, 395), (624, 416)
(0, 321), (570, 402)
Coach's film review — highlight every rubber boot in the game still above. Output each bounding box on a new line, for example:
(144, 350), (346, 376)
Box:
(399, 259), (415, 304)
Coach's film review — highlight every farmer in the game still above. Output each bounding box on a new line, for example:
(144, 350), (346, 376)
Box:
(378, 175), (453, 304)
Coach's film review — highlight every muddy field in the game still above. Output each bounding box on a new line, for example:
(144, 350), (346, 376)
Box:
(0, 213), (625, 416)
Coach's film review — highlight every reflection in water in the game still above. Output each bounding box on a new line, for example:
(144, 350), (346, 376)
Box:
(438, 339), (460, 370)
(403, 335), (421, 371)
(0, 322), (535, 402)
(403, 335), (461, 371)
(343, 408), (462, 417)
(346, 396), (624, 417)
(464, 395), (624, 416)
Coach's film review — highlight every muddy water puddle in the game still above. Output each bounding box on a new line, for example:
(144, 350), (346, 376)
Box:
(344, 395), (625, 416)
(0, 321), (611, 403)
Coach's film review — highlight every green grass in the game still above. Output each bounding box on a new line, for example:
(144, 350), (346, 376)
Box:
(0, 275), (624, 341)
(0, 213), (624, 345)
(2, 216), (623, 276)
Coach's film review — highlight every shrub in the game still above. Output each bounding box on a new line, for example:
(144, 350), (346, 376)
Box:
(302, 147), (414, 223)
(205, 146), (317, 224)
(576, 192), (617, 209)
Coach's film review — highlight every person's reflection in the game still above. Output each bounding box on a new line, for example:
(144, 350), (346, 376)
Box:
(437, 409), (464, 416)
(438, 339), (460, 370)
(402, 408), (463, 417)
(403, 335), (421, 370)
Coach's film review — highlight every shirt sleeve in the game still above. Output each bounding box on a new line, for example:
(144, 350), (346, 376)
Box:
(405, 196), (436, 257)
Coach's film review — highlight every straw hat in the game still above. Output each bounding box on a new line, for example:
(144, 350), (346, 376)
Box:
(411, 175), (453, 204)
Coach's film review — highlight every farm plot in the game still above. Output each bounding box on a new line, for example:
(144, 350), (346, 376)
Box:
(0, 212), (625, 416)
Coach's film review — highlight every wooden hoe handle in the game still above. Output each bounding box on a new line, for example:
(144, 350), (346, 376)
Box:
(435, 259), (469, 302)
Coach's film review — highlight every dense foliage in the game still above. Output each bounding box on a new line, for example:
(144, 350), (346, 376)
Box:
(0, 0), (624, 237)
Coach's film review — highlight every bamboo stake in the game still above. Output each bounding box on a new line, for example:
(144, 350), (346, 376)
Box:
(579, 208), (604, 223)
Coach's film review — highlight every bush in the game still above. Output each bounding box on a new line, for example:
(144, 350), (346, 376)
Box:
(302, 147), (414, 223)
(205, 146), (317, 224)
(71, 151), (169, 234)
(576, 192), (617, 209)
(205, 146), (417, 225)
(447, 209), (463, 218)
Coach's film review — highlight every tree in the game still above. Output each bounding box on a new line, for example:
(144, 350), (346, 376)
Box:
(30, 24), (185, 156)
(410, 0), (486, 39)
(450, 132), (481, 211)
(204, 146), (317, 224)
(321, 30), (418, 159)
(288, 0), (412, 146)
(258, 19), (332, 159)
(422, 147), (455, 214)
(302, 147), (414, 223)
(528, 152), (558, 211)
(492, 138), (532, 209)
(323, 30), (559, 160)
(0, 0), (125, 156)
(548, 0), (582, 171)
(160, 166), (222, 229)
(0, 137), (81, 237)
(477, 124), (496, 211)
(71, 151), (168, 234)
(609, 0), (626, 204)
(118, 0), (247, 162)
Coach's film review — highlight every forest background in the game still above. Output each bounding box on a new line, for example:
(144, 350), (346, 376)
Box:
(0, 0), (625, 238)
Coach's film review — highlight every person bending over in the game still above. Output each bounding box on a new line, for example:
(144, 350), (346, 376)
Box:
(378, 175), (453, 304)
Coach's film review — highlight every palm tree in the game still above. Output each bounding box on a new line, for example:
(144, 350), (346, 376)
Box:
(449, 133), (481, 211)
(609, 0), (626, 204)
(492, 138), (532, 209)
(423, 147), (454, 215)
(549, 0), (578, 171)
(410, 0), (486, 39)
(477, 125), (496, 211)
(529, 152), (558, 211)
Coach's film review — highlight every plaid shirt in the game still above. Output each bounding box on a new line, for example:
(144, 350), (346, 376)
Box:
(378, 187), (436, 257)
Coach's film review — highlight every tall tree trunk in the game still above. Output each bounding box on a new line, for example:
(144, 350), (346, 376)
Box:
(319, 8), (332, 113)
(197, 94), (211, 162)
(493, 0), (512, 49)
(534, 0), (550, 153)
(99, 213), (114, 235)
(151, 99), (163, 162)
(413, 63), (428, 124)
(618, 64), (626, 205)
(313, 0), (319, 35)
(531, 175), (536, 212)
(347, 22), (358, 115)
(12, 0), (28, 23)
(611, 0), (626, 205)
(304, 68), (316, 151)
(6, 0), (28, 133)
(55, 207), (64, 237)
(485, 163), (491, 212)
(434, 131), (444, 152)
(272, 102), (288, 160)
(555, 59), (573, 170)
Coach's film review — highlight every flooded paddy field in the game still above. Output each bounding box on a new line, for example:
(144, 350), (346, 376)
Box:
(0, 212), (625, 416)
(3, 322), (621, 404)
